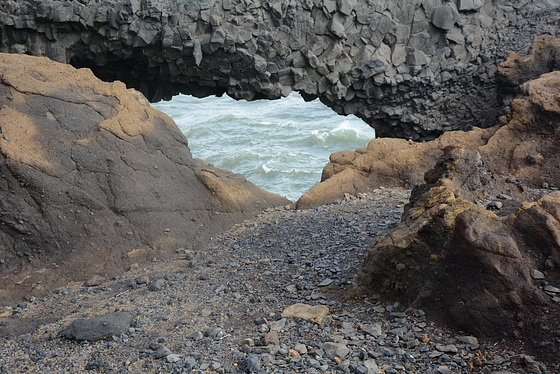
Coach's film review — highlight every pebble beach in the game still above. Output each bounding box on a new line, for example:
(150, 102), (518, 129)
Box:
(0, 188), (553, 373)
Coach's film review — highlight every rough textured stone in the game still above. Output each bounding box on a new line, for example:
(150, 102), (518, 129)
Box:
(358, 144), (560, 363)
(0, 0), (558, 140)
(355, 74), (560, 366)
(298, 36), (560, 208)
(431, 6), (457, 30)
(0, 53), (290, 305)
(281, 304), (329, 322)
(352, 37), (560, 362)
(61, 312), (135, 341)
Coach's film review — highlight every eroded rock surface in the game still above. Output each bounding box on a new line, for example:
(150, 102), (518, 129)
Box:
(0, 1), (558, 139)
(299, 35), (560, 208)
(355, 42), (560, 361)
(0, 53), (289, 305)
(357, 146), (560, 362)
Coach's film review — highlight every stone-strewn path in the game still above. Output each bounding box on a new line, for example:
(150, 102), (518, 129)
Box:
(0, 189), (553, 373)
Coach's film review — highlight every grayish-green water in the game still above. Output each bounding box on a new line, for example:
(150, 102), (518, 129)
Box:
(153, 93), (375, 201)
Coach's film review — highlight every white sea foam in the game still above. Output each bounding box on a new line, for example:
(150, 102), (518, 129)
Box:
(153, 93), (374, 201)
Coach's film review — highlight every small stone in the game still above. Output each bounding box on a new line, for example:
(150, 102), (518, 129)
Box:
(323, 342), (350, 358)
(457, 336), (478, 345)
(359, 323), (382, 337)
(258, 324), (269, 333)
(149, 279), (166, 291)
(155, 345), (172, 358)
(355, 359), (381, 374)
(436, 344), (458, 353)
(285, 284), (297, 292)
(136, 276), (150, 285)
(184, 357), (197, 370)
(531, 269), (545, 280)
(543, 285), (560, 293)
(406, 339), (420, 349)
(200, 307), (212, 317)
(166, 354), (181, 363)
(294, 343), (308, 355)
(60, 312), (135, 341)
(242, 338), (255, 347)
(264, 331), (280, 346)
(432, 6), (456, 30)
(210, 362), (221, 370)
(497, 193), (513, 200)
(485, 201), (502, 210)
(281, 303), (329, 323)
(189, 331), (204, 341)
(246, 355), (261, 373)
(205, 327), (224, 340)
(287, 349), (301, 358)
(269, 319), (286, 331)
(318, 278), (333, 287)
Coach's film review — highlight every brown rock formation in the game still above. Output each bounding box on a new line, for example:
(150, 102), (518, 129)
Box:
(297, 128), (497, 208)
(356, 37), (560, 363)
(0, 53), (289, 305)
(298, 35), (560, 209)
(358, 146), (560, 363)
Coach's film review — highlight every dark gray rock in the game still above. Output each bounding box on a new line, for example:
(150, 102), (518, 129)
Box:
(246, 355), (261, 373)
(431, 6), (457, 30)
(0, 0), (557, 140)
(60, 312), (135, 341)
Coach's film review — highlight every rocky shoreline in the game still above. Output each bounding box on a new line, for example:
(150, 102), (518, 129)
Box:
(0, 188), (556, 373)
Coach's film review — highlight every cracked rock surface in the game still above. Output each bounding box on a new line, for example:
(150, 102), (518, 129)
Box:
(1, 0), (559, 139)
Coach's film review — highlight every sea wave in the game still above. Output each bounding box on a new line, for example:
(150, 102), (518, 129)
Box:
(153, 93), (374, 201)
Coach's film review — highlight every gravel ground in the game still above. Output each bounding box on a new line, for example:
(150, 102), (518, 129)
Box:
(0, 188), (553, 373)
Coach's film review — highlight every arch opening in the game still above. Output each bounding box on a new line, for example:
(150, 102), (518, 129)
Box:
(153, 93), (375, 201)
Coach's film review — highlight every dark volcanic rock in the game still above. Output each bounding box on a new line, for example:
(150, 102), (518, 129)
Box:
(298, 35), (560, 208)
(0, 0), (558, 139)
(0, 53), (289, 305)
(61, 312), (135, 341)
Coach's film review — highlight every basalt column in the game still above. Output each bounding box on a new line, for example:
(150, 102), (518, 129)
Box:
(0, 0), (558, 139)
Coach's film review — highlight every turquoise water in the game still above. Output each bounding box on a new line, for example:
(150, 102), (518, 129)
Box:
(153, 93), (375, 201)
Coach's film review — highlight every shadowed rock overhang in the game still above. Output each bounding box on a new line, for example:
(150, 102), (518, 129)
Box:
(0, 0), (559, 139)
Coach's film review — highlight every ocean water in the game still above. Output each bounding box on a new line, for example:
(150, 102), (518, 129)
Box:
(153, 93), (375, 202)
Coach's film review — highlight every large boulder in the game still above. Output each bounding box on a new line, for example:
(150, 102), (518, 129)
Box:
(298, 36), (560, 208)
(0, 53), (289, 304)
(357, 146), (560, 363)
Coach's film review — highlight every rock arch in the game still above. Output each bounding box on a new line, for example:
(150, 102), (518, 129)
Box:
(0, 0), (558, 139)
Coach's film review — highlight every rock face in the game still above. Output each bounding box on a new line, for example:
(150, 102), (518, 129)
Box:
(0, 53), (290, 305)
(0, 1), (558, 139)
(358, 147), (560, 362)
(298, 35), (560, 208)
(356, 40), (560, 362)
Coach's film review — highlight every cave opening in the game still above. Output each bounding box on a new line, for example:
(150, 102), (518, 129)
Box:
(153, 93), (375, 201)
